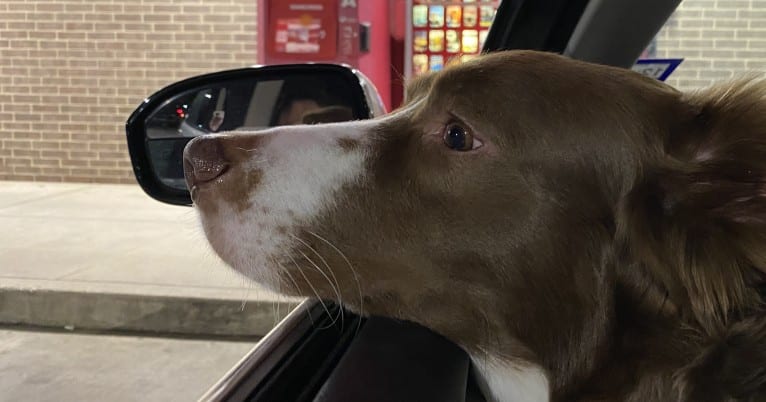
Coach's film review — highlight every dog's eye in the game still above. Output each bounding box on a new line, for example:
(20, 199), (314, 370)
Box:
(443, 123), (482, 151)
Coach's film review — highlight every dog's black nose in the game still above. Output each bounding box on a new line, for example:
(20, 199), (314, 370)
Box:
(183, 135), (229, 189)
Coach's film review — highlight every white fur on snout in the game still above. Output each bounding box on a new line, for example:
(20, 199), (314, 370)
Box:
(252, 124), (368, 221)
(204, 121), (372, 290)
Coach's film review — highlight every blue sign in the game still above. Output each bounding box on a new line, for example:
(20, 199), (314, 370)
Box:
(631, 58), (684, 81)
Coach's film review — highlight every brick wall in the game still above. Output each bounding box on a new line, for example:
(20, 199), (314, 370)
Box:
(0, 0), (257, 183)
(656, 0), (766, 91)
(1, 1), (764, 183)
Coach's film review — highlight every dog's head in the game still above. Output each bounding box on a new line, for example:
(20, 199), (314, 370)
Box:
(184, 50), (766, 396)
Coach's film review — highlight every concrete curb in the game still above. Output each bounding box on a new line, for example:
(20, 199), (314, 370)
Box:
(0, 288), (299, 338)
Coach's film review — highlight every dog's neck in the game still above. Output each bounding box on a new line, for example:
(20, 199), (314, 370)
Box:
(450, 253), (698, 402)
(463, 287), (691, 402)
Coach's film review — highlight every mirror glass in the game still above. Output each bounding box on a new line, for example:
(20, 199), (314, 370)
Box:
(144, 74), (361, 191)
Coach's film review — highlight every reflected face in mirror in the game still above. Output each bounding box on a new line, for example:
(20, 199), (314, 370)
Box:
(142, 73), (362, 192)
(277, 99), (321, 125)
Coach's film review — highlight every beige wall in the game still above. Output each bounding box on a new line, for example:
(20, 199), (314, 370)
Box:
(656, 0), (766, 91)
(0, 0), (257, 183)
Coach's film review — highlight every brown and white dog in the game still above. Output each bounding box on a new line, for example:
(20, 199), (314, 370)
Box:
(183, 51), (766, 402)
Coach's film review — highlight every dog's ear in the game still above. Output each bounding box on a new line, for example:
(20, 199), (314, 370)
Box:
(404, 70), (438, 104)
(618, 78), (766, 332)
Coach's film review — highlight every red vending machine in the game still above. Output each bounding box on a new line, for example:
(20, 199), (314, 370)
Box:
(405, 0), (501, 79)
(257, 0), (393, 109)
(255, 1), (501, 110)
(258, 0), (360, 65)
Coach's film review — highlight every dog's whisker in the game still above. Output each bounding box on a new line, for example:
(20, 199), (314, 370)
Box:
(270, 256), (302, 296)
(278, 290), (285, 324)
(239, 284), (250, 312)
(290, 234), (345, 329)
(290, 235), (343, 301)
(235, 147), (262, 153)
(267, 256), (302, 324)
(287, 254), (336, 329)
(271, 299), (277, 328)
(307, 230), (364, 334)
(294, 248), (343, 329)
(243, 160), (269, 169)
(275, 259), (316, 326)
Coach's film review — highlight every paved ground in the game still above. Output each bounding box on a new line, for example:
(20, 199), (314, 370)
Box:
(0, 328), (255, 402)
(0, 181), (299, 400)
(0, 181), (265, 299)
(0, 181), (300, 335)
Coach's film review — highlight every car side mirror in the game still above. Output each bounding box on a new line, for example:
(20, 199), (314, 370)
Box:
(126, 64), (385, 206)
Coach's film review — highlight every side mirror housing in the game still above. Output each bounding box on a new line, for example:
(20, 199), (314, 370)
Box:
(126, 64), (384, 206)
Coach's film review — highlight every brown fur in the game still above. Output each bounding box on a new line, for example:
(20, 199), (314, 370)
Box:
(192, 51), (766, 401)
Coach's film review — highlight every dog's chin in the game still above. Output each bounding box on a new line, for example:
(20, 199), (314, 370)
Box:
(195, 208), (301, 294)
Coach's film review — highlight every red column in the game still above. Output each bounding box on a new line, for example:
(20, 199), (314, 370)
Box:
(358, 0), (392, 111)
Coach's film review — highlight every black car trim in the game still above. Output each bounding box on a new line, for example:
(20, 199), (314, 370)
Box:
(313, 317), (478, 402)
(199, 300), (318, 401)
(564, 0), (682, 68)
(482, 0), (591, 54)
(246, 304), (362, 402)
(484, 0), (682, 70)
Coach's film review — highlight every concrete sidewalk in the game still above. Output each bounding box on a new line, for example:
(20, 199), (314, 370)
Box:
(0, 181), (299, 337)
(0, 329), (255, 402)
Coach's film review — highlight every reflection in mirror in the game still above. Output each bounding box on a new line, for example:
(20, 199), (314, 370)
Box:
(144, 74), (359, 191)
